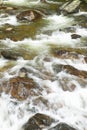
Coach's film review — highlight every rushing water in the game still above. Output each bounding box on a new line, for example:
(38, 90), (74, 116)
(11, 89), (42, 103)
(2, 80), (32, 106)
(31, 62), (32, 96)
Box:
(0, 0), (87, 130)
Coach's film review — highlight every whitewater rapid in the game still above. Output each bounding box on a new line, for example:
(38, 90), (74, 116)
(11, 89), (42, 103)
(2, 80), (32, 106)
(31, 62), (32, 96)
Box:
(0, 0), (87, 130)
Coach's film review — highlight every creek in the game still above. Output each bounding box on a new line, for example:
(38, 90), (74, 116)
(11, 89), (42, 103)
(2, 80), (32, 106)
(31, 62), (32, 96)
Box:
(0, 0), (87, 130)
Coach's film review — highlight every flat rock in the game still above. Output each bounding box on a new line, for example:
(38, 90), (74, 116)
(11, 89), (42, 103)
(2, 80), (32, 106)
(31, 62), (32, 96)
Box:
(60, 0), (81, 14)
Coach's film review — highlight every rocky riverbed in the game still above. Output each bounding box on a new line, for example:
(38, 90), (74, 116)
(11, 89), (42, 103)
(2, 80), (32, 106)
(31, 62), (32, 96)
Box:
(0, 0), (87, 130)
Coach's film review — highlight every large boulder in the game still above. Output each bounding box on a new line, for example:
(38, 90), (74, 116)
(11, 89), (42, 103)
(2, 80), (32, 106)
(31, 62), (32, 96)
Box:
(49, 122), (77, 130)
(23, 113), (54, 130)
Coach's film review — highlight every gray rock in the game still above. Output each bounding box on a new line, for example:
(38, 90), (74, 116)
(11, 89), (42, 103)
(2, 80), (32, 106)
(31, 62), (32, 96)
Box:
(60, 0), (81, 14)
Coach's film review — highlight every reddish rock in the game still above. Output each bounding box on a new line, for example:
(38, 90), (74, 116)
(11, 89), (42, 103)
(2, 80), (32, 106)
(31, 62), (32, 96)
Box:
(9, 76), (39, 100)
(63, 65), (87, 79)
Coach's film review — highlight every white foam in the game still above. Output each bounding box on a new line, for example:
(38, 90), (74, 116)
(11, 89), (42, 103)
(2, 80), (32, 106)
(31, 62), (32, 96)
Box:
(43, 14), (74, 31)
(0, 58), (8, 67)
(0, 15), (18, 26)
(76, 28), (87, 37)
(3, 0), (40, 6)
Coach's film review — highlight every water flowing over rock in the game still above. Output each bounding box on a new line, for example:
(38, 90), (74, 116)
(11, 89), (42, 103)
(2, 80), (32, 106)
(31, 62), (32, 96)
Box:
(0, 49), (38, 60)
(0, 0), (87, 130)
(1, 50), (20, 60)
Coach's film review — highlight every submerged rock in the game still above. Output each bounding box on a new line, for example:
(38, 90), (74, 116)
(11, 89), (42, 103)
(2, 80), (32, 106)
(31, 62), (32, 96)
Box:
(60, 0), (81, 14)
(33, 96), (49, 108)
(40, 0), (47, 3)
(0, 48), (37, 60)
(49, 122), (77, 130)
(52, 49), (79, 59)
(59, 76), (76, 92)
(23, 113), (54, 130)
(51, 47), (87, 58)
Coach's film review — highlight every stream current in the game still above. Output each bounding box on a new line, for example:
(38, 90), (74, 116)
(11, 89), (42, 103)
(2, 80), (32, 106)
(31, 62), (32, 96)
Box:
(0, 0), (87, 130)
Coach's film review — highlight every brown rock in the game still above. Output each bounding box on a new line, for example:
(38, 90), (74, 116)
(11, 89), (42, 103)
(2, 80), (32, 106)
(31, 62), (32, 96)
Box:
(23, 113), (54, 130)
(52, 49), (79, 59)
(16, 10), (43, 22)
(63, 65), (87, 79)
(9, 76), (39, 100)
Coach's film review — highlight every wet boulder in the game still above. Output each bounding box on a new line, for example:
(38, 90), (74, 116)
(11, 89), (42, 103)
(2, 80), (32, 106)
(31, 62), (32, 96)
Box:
(71, 34), (81, 39)
(1, 50), (21, 60)
(23, 113), (54, 130)
(16, 10), (44, 22)
(59, 0), (81, 15)
(0, 48), (37, 60)
(52, 49), (79, 59)
(8, 67), (41, 100)
(9, 76), (41, 100)
(63, 65), (87, 79)
(49, 122), (77, 130)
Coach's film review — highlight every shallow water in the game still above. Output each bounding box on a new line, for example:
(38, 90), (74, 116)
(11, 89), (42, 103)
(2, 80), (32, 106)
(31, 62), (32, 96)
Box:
(0, 0), (87, 130)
